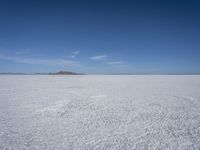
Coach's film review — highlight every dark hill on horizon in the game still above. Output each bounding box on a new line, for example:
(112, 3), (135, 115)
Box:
(48, 71), (84, 75)
(0, 71), (84, 75)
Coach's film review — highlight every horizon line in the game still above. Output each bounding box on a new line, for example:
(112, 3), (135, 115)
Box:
(1, 72), (200, 75)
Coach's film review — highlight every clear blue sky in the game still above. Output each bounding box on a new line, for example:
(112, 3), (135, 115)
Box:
(0, 0), (200, 74)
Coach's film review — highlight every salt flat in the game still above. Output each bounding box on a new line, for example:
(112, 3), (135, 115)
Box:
(0, 75), (200, 150)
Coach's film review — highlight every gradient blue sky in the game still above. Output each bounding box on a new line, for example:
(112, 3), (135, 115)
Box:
(0, 0), (200, 74)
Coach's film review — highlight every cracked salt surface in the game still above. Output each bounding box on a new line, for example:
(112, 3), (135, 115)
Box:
(0, 75), (200, 150)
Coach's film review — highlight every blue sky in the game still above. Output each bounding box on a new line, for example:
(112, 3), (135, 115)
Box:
(0, 0), (200, 74)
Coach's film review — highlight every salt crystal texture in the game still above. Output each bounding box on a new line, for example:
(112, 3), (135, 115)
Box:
(0, 75), (200, 150)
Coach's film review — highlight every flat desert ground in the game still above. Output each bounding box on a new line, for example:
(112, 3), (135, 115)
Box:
(0, 75), (200, 150)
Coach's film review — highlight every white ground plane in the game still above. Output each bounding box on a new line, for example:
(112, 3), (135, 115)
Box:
(0, 75), (200, 149)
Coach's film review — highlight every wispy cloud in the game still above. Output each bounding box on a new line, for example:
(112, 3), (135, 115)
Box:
(107, 61), (124, 65)
(0, 54), (79, 67)
(68, 55), (76, 58)
(72, 50), (80, 55)
(90, 55), (107, 60)
(68, 50), (80, 59)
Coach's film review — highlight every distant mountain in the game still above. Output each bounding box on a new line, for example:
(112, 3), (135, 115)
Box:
(48, 71), (84, 75)
(0, 72), (27, 75)
(0, 71), (84, 75)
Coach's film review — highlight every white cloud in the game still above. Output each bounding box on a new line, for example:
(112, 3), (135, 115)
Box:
(72, 50), (80, 55)
(107, 61), (124, 65)
(90, 55), (107, 60)
(68, 50), (80, 59)
(68, 55), (75, 58)
(0, 54), (79, 67)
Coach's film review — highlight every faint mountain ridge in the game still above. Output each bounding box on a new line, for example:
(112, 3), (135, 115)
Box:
(0, 72), (27, 75)
(48, 71), (84, 75)
(0, 71), (84, 75)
